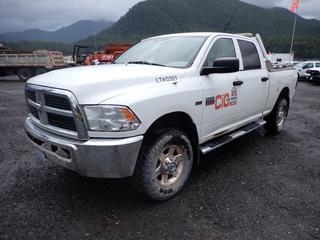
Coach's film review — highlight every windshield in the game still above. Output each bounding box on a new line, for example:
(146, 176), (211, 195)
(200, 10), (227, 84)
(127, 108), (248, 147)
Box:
(295, 62), (306, 69)
(114, 36), (208, 68)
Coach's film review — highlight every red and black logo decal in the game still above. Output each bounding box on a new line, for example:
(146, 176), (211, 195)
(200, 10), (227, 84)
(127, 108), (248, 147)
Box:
(206, 87), (238, 110)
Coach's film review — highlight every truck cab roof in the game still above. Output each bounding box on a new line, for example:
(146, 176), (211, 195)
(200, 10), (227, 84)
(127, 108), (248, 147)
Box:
(147, 32), (257, 41)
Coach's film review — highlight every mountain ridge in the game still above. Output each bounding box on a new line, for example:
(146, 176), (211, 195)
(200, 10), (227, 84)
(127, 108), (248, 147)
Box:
(0, 20), (114, 43)
(79, 0), (320, 58)
(4, 0), (320, 58)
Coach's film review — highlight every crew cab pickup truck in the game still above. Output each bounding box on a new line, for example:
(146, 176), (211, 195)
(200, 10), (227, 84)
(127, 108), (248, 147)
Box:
(24, 32), (297, 201)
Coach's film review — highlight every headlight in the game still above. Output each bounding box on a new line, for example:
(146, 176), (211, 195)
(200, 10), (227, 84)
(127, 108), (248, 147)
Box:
(84, 105), (141, 132)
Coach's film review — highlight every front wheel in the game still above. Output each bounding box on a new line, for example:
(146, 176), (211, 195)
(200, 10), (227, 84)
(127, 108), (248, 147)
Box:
(265, 97), (289, 134)
(133, 129), (194, 201)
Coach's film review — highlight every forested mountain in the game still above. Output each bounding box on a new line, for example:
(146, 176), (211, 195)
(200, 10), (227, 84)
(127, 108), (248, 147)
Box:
(5, 0), (320, 58)
(80, 0), (320, 59)
(0, 20), (113, 43)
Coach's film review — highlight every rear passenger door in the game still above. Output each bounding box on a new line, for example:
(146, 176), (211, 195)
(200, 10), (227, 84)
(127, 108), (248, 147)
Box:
(235, 39), (269, 119)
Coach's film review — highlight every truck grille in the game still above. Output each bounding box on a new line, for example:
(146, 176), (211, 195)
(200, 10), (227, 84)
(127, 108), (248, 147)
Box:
(47, 112), (76, 131)
(309, 70), (320, 76)
(26, 89), (36, 102)
(29, 105), (39, 119)
(44, 94), (71, 110)
(25, 85), (88, 140)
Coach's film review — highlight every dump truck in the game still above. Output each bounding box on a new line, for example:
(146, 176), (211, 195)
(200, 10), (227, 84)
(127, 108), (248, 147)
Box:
(0, 45), (65, 80)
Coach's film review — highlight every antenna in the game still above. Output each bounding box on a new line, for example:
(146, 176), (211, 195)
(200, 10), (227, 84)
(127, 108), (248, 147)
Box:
(223, 22), (231, 32)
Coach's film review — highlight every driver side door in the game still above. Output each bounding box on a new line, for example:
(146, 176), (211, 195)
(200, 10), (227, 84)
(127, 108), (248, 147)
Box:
(200, 37), (243, 142)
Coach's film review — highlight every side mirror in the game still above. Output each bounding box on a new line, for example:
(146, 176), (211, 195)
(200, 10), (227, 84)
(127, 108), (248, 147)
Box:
(201, 57), (239, 76)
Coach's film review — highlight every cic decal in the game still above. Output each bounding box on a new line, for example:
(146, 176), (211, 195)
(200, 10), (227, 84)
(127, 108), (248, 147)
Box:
(206, 87), (238, 110)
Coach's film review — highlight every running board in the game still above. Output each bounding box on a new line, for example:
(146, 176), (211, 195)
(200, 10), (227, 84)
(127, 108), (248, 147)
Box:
(200, 120), (266, 155)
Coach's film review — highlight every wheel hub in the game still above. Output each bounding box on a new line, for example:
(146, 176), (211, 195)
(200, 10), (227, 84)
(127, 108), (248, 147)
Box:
(162, 157), (179, 175)
(277, 104), (287, 128)
(155, 145), (186, 187)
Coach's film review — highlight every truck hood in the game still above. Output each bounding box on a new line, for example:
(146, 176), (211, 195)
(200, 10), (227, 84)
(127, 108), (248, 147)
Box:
(27, 64), (185, 104)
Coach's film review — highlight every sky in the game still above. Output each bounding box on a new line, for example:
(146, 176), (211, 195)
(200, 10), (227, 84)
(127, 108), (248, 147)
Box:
(241, 0), (320, 20)
(0, 0), (319, 33)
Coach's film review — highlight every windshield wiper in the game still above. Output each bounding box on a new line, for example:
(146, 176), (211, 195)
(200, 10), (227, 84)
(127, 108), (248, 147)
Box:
(127, 61), (167, 67)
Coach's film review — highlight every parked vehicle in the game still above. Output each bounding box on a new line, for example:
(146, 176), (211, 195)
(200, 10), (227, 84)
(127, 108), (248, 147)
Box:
(83, 43), (132, 65)
(72, 45), (91, 65)
(296, 61), (320, 80)
(24, 32), (297, 201)
(306, 67), (320, 82)
(0, 46), (65, 80)
(72, 43), (132, 66)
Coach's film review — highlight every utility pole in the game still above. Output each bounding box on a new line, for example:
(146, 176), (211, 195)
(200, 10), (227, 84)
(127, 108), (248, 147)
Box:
(94, 34), (98, 51)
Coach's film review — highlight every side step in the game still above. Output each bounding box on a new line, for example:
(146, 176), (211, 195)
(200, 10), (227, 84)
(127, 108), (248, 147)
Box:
(200, 120), (266, 155)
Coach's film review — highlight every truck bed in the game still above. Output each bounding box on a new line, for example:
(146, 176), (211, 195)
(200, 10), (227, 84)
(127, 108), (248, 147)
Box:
(0, 50), (65, 69)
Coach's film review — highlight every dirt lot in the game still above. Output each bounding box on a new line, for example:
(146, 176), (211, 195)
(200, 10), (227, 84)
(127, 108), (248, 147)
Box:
(0, 77), (319, 240)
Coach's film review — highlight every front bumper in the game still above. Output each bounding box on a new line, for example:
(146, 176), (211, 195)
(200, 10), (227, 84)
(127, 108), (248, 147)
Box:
(24, 117), (143, 178)
(309, 75), (320, 82)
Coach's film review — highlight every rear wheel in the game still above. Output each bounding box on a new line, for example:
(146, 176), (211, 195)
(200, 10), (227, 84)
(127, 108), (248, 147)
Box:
(133, 129), (194, 201)
(17, 68), (33, 81)
(265, 97), (289, 134)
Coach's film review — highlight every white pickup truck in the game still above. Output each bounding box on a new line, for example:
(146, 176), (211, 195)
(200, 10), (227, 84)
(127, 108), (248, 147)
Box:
(24, 32), (297, 201)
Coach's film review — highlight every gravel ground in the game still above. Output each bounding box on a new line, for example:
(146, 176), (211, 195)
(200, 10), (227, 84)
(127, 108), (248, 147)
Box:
(0, 77), (319, 240)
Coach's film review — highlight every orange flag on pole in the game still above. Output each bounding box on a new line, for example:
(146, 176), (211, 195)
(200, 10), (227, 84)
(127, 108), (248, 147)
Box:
(290, 0), (299, 13)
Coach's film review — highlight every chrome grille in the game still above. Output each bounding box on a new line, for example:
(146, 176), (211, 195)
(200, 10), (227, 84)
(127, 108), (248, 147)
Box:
(29, 105), (39, 119)
(26, 89), (36, 102)
(44, 94), (71, 110)
(309, 70), (320, 76)
(47, 112), (76, 131)
(25, 84), (88, 140)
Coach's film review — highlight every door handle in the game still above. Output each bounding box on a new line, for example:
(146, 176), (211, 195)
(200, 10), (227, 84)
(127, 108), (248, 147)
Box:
(233, 80), (244, 86)
(261, 77), (269, 82)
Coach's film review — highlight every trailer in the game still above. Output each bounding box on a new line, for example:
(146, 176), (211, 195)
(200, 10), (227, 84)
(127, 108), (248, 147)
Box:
(0, 47), (65, 80)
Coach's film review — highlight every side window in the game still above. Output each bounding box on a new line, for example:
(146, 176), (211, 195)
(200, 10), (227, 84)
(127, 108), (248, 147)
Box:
(316, 63), (320, 68)
(204, 38), (236, 67)
(238, 40), (261, 70)
(303, 63), (313, 69)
